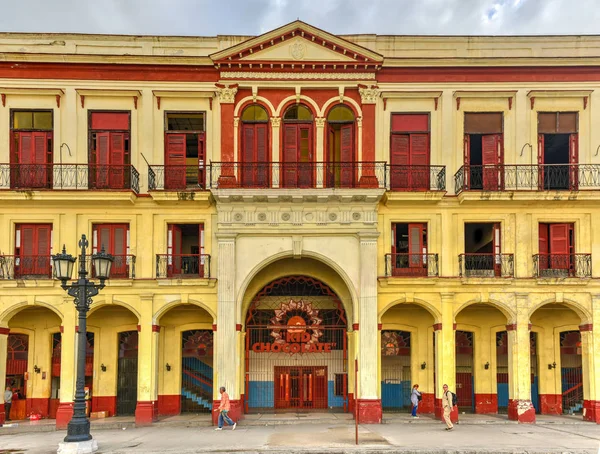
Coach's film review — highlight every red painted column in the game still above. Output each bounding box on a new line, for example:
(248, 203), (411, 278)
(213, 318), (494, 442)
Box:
(418, 393), (435, 414)
(216, 84), (238, 187)
(356, 399), (382, 424)
(55, 403), (73, 429)
(583, 400), (600, 423)
(358, 86), (379, 188)
(475, 394), (498, 413)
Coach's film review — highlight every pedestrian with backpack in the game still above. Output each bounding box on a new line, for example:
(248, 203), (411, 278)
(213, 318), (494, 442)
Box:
(410, 384), (422, 418)
(441, 384), (455, 430)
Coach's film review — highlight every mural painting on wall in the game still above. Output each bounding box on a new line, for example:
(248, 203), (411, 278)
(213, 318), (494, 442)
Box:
(183, 330), (213, 358)
(496, 331), (508, 355)
(251, 299), (336, 354)
(381, 331), (410, 356)
(560, 331), (582, 355)
(456, 331), (473, 354)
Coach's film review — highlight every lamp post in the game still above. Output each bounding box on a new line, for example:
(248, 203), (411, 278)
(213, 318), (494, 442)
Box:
(53, 234), (113, 451)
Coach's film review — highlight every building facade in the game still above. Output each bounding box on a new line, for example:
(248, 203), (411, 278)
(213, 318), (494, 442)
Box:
(0, 21), (599, 428)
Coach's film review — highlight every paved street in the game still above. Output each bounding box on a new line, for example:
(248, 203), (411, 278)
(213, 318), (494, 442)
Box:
(1, 416), (599, 454)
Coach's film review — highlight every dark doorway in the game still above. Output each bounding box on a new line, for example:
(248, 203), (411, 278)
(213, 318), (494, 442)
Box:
(117, 331), (138, 416)
(455, 330), (474, 412)
(560, 331), (583, 414)
(537, 112), (578, 190)
(496, 331), (508, 414)
(463, 223), (502, 277)
(181, 330), (213, 413)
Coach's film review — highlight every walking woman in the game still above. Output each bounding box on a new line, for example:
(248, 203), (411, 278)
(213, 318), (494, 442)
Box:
(411, 384), (422, 418)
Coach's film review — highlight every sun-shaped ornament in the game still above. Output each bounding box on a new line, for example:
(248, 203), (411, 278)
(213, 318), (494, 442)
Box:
(270, 299), (323, 345)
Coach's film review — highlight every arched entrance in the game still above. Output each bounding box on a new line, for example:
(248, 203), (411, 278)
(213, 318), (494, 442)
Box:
(244, 276), (348, 413)
(530, 303), (585, 416)
(155, 303), (214, 417)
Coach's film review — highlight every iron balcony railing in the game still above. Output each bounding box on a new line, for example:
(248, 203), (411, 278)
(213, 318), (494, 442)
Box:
(384, 253), (439, 277)
(0, 164), (140, 193)
(80, 255), (136, 279)
(458, 253), (514, 278)
(533, 254), (591, 278)
(208, 162), (386, 189)
(387, 165), (446, 191)
(148, 165), (207, 191)
(454, 164), (600, 194)
(0, 255), (52, 279)
(156, 254), (211, 279)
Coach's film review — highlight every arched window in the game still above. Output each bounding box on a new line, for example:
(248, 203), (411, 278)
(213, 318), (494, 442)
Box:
(326, 105), (355, 187)
(282, 105), (314, 188)
(241, 105), (269, 187)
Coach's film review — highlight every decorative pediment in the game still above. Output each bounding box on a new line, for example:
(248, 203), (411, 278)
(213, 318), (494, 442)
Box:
(211, 20), (383, 71)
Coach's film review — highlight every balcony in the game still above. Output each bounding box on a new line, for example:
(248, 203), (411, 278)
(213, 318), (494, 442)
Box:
(384, 253), (439, 277)
(0, 164), (140, 193)
(148, 165), (207, 191)
(0, 255), (52, 280)
(388, 165), (446, 191)
(454, 164), (600, 194)
(156, 254), (211, 279)
(533, 254), (591, 278)
(80, 255), (136, 279)
(459, 253), (514, 278)
(208, 162), (386, 189)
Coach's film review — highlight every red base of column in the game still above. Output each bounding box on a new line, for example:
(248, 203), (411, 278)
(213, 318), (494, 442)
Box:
(135, 401), (158, 426)
(29, 397), (50, 418)
(356, 399), (382, 424)
(540, 394), (562, 415)
(475, 394), (498, 414)
(434, 398), (458, 423)
(583, 400), (600, 423)
(418, 393), (435, 414)
(157, 395), (180, 416)
(348, 393), (355, 414)
(92, 396), (116, 417)
(507, 399), (536, 423)
(212, 399), (243, 426)
(358, 175), (380, 188)
(55, 403), (74, 429)
(0, 409), (5, 425)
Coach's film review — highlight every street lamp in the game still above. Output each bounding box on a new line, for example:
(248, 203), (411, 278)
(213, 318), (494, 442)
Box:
(53, 234), (113, 451)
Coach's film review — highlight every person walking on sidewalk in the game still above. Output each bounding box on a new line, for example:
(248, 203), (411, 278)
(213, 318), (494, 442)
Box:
(441, 384), (454, 431)
(410, 384), (421, 418)
(214, 386), (236, 431)
(3, 387), (13, 421)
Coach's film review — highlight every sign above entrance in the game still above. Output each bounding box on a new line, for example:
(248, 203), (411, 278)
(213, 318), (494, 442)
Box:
(251, 299), (336, 354)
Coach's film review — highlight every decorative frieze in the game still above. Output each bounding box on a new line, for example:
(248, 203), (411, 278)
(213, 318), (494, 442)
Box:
(221, 71), (376, 80)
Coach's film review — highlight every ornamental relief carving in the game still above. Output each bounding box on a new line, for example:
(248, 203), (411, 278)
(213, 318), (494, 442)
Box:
(315, 117), (326, 128)
(216, 86), (238, 104)
(220, 71), (376, 80)
(270, 117), (281, 127)
(359, 86), (380, 104)
(218, 208), (377, 227)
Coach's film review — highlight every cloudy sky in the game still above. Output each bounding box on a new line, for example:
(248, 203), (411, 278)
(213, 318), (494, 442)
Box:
(0, 0), (599, 36)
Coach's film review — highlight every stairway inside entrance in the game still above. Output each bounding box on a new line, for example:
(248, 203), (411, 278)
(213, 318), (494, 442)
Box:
(181, 358), (213, 412)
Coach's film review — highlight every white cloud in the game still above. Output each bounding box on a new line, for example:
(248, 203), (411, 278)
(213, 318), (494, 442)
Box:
(0, 0), (599, 36)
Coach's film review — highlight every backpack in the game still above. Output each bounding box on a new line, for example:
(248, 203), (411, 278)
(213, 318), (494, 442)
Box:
(450, 391), (458, 407)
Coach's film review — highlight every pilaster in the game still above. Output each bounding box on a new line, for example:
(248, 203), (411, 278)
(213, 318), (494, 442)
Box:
(270, 117), (281, 188)
(583, 295), (600, 423)
(358, 86), (379, 187)
(56, 302), (76, 429)
(216, 85), (238, 185)
(135, 295), (159, 426)
(507, 293), (535, 423)
(315, 117), (325, 188)
(356, 231), (381, 423)
(435, 293), (458, 423)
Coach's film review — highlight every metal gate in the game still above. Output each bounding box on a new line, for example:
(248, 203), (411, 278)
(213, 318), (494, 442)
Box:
(496, 331), (508, 413)
(381, 330), (411, 412)
(560, 331), (583, 414)
(245, 276), (348, 413)
(455, 330), (474, 411)
(530, 332), (540, 413)
(181, 330), (213, 413)
(117, 331), (138, 416)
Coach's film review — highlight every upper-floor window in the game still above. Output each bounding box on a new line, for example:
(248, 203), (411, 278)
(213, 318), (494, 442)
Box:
(537, 112), (578, 190)
(327, 105), (355, 187)
(163, 223), (205, 278)
(92, 223), (130, 278)
(464, 112), (503, 190)
(164, 112), (206, 190)
(241, 105), (269, 187)
(88, 111), (130, 189)
(10, 110), (53, 189)
(282, 104), (313, 188)
(463, 222), (501, 277)
(14, 223), (52, 278)
(390, 113), (430, 190)
(538, 223), (575, 275)
(391, 222), (428, 276)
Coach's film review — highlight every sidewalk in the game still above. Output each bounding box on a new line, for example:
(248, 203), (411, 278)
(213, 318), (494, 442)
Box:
(1, 416), (599, 454)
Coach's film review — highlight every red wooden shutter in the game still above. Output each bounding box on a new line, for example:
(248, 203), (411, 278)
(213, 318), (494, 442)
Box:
(482, 134), (500, 190)
(537, 134), (545, 190)
(109, 133), (125, 188)
(283, 124), (298, 188)
(569, 133), (579, 190)
(391, 223), (397, 255)
(410, 133), (429, 190)
(113, 225), (127, 278)
(165, 133), (186, 190)
(242, 124), (255, 187)
(167, 224), (183, 276)
(408, 223), (424, 270)
(95, 132), (110, 188)
(463, 134), (470, 189)
(33, 132), (49, 188)
(549, 223), (569, 269)
(21, 226), (34, 256)
(340, 124), (354, 187)
(33, 132), (47, 164)
(19, 132), (33, 163)
(493, 223), (501, 276)
(255, 123), (269, 187)
(35, 224), (51, 276)
(197, 133), (206, 189)
(298, 125), (313, 188)
(390, 134), (409, 190)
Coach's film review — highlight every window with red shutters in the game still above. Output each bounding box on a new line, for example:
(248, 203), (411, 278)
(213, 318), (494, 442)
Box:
(326, 105), (356, 188)
(537, 112), (578, 190)
(391, 222), (428, 276)
(166, 223), (205, 278)
(89, 112), (130, 189)
(15, 223), (52, 278)
(390, 114), (430, 190)
(93, 224), (129, 278)
(241, 123), (269, 187)
(164, 112), (206, 189)
(464, 113), (504, 190)
(539, 223), (574, 271)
